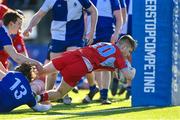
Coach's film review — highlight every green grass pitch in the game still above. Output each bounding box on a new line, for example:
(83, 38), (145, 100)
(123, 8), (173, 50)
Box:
(0, 90), (180, 120)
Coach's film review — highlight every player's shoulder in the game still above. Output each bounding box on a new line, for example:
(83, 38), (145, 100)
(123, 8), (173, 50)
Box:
(0, 27), (12, 45)
(12, 33), (23, 42)
(6, 71), (27, 79)
(5, 71), (22, 77)
(1, 71), (17, 81)
(0, 4), (8, 11)
(0, 25), (8, 35)
(6, 71), (29, 84)
(0, 25), (5, 31)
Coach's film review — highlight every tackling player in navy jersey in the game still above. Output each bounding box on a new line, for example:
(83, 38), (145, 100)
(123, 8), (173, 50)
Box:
(0, 62), (51, 113)
(0, 11), (43, 72)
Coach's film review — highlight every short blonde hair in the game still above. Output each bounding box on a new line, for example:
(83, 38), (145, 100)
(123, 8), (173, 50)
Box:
(119, 35), (137, 51)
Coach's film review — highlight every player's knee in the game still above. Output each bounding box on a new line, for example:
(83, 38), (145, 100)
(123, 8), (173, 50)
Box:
(51, 72), (58, 77)
(56, 88), (65, 99)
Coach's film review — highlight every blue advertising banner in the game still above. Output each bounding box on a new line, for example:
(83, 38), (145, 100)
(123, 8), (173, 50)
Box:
(132, 0), (173, 106)
(172, 0), (180, 105)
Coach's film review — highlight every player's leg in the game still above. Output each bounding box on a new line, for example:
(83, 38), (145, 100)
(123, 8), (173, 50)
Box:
(47, 79), (73, 101)
(82, 72), (99, 103)
(38, 79), (73, 102)
(44, 51), (71, 104)
(86, 73), (95, 87)
(99, 71), (112, 104)
(39, 54), (88, 102)
(45, 52), (60, 90)
(61, 46), (82, 104)
(94, 71), (103, 90)
(45, 40), (67, 91)
(92, 38), (112, 104)
(38, 59), (71, 102)
(125, 78), (132, 99)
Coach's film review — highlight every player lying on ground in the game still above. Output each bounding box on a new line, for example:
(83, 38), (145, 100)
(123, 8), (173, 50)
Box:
(0, 62), (51, 113)
(37, 35), (137, 103)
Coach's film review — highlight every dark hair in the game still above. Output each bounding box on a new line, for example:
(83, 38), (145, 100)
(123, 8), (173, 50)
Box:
(15, 62), (35, 82)
(119, 35), (138, 51)
(2, 11), (23, 26)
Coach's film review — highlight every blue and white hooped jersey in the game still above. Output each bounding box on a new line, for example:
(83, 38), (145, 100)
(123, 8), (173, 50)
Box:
(40, 0), (91, 41)
(0, 72), (36, 112)
(0, 25), (12, 51)
(86, 0), (120, 40)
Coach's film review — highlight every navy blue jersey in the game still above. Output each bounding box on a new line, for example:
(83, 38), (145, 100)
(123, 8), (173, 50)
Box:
(119, 0), (126, 8)
(0, 71), (36, 113)
(40, 0), (91, 41)
(0, 25), (12, 68)
(86, 0), (120, 42)
(0, 25), (12, 51)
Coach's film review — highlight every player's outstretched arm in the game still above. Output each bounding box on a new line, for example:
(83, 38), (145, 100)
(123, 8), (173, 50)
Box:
(23, 10), (46, 37)
(85, 1), (98, 45)
(0, 62), (7, 73)
(4, 45), (43, 71)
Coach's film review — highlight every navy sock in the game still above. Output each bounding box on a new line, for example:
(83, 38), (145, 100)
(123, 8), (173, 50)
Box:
(126, 86), (131, 95)
(89, 85), (96, 92)
(100, 89), (108, 100)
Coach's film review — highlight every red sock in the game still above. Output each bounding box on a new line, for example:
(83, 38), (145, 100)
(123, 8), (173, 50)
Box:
(40, 92), (49, 102)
